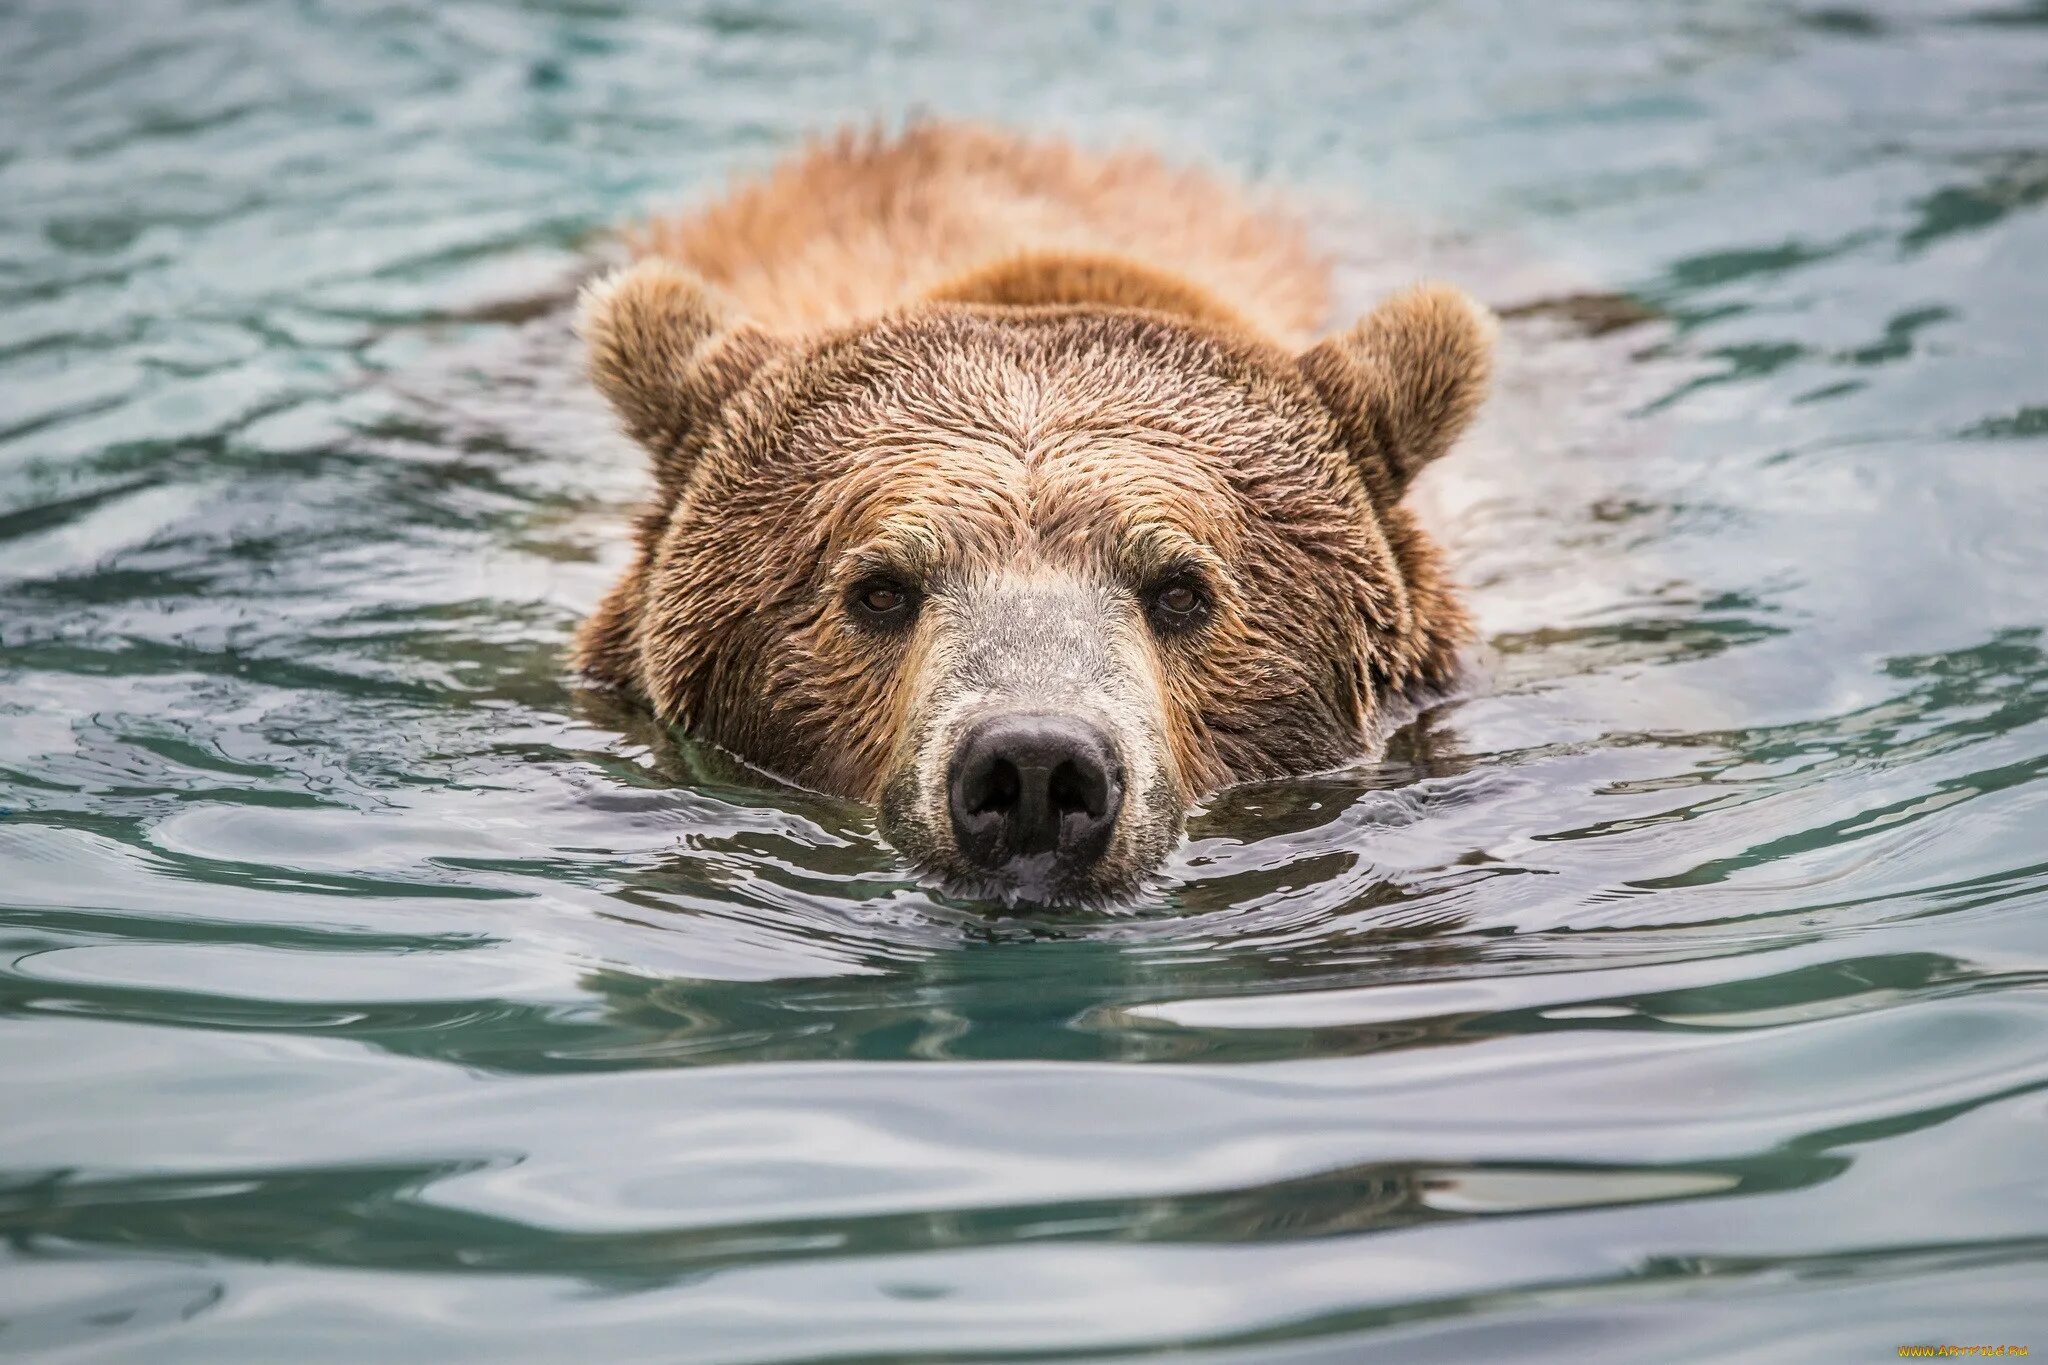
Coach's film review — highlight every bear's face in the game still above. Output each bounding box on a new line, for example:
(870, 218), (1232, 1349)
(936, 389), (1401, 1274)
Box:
(575, 262), (1491, 905)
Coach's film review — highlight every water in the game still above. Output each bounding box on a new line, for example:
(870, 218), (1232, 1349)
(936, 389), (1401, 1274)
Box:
(3, 1), (2046, 1359)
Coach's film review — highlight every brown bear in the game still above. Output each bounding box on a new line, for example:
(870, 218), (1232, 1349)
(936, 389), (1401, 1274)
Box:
(574, 123), (1493, 905)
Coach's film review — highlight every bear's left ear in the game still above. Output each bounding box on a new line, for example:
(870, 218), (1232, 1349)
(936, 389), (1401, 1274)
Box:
(576, 258), (782, 496)
(1297, 284), (1496, 509)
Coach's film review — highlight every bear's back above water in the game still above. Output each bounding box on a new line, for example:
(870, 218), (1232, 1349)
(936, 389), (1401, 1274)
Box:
(629, 123), (1328, 344)
(575, 123), (1494, 906)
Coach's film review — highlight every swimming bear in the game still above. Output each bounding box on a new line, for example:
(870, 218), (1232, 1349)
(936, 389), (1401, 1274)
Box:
(574, 123), (1492, 904)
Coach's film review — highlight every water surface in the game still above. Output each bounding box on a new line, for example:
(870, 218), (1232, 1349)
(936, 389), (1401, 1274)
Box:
(3, 1), (2047, 1360)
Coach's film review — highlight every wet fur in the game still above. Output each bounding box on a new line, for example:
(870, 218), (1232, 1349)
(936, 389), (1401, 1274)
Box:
(573, 123), (1492, 901)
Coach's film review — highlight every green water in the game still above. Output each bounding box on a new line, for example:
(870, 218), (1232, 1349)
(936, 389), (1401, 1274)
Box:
(4, 1), (2047, 1360)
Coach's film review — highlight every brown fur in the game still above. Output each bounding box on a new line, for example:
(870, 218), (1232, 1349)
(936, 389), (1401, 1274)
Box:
(628, 124), (1329, 345)
(574, 123), (1492, 899)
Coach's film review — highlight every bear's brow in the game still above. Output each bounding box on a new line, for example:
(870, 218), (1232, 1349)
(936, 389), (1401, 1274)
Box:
(831, 498), (1238, 592)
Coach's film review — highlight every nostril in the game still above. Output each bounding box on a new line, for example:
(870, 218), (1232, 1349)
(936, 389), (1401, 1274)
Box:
(972, 757), (1020, 816)
(1047, 758), (1104, 819)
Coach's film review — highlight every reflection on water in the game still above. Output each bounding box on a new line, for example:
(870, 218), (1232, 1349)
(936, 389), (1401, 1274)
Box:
(3, 0), (2047, 1359)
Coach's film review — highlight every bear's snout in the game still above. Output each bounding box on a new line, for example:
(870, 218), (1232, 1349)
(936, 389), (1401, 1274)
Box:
(947, 712), (1125, 876)
(873, 575), (1185, 906)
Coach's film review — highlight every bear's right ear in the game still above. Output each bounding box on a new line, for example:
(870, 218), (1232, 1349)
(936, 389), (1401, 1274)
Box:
(576, 259), (780, 494)
(1297, 284), (1495, 510)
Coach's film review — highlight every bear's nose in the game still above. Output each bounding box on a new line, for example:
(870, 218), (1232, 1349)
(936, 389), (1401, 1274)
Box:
(948, 713), (1124, 872)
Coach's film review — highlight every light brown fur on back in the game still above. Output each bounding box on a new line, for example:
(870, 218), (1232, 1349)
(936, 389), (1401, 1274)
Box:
(630, 123), (1330, 346)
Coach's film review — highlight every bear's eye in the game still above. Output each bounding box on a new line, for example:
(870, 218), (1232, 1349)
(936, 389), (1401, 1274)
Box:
(849, 578), (919, 629)
(1146, 578), (1210, 635)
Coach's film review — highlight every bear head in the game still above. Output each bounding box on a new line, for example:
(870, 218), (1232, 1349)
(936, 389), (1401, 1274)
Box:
(573, 257), (1492, 906)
